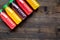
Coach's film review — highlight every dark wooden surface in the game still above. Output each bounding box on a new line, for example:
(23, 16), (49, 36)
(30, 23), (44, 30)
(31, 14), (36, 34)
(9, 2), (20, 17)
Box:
(0, 0), (60, 40)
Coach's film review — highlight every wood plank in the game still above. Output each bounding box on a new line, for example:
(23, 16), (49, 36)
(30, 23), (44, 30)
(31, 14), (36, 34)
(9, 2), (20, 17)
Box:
(0, 0), (60, 40)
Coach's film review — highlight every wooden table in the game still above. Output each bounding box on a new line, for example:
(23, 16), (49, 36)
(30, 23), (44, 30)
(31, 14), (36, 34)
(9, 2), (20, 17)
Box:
(0, 0), (60, 40)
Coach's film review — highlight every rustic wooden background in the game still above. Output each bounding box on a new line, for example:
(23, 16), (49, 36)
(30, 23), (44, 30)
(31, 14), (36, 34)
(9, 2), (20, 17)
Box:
(0, 0), (60, 40)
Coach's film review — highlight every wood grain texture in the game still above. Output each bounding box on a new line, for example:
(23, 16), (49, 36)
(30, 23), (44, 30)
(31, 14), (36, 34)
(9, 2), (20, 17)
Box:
(0, 0), (60, 40)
